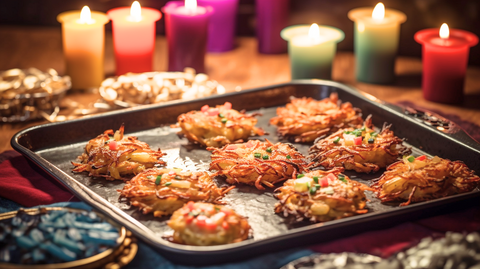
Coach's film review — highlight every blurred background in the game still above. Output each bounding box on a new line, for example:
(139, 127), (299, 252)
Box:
(1, 0), (479, 65)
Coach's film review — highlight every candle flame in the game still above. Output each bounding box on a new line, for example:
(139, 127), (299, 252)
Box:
(440, 23), (449, 39)
(130, 1), (142, 22)
(79, 6), (95, 24)
(185, 0), (197, 11)
(308, 23), (321, 43)
(372, 2), (385, 20)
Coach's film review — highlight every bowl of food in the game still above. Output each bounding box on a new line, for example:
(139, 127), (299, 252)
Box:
(0, 68), (71, 122)
(98, 68), (225, 108)
(0, 206), (136, 269)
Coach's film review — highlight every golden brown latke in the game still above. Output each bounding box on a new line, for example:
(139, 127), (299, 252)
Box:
(371, 155), (480, 206)
(208, 139), (308, 190)
(72, 125), (165, 180)
(119, 168), (234, 217)
(308, 115), (411, 173)
(168, 202), (251, 246)
(274, 168), (371, 223)
(269, 93), (363, 143)
(175, 102), (265, 148)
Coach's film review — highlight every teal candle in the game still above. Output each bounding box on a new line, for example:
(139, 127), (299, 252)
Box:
(348, 3), (406, 84)
(281, 24), (344, 80)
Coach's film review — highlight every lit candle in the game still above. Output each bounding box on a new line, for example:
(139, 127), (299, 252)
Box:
(197, 0), (238, 52)
(256, 0), (290, 54)
(162, 0), (213, 73)
(108, 1), (162, 76)
(348, 3), (406, 84)
(415, 24), (478, 104)
(57, 6), (109, 90)
(281, 24), (344, 80)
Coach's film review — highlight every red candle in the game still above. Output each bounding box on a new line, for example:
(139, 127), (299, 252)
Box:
(108, 1), (161, 76)
(162, 0), (213, 73)
(415, 24), (478, 104)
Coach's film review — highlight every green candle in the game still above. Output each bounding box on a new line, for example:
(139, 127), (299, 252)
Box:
(348, 3), (406, 84)
(281, 24), (344, 80)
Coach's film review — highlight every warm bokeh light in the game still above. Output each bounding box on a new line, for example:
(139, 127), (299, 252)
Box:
(185, 0), (197, 11)
(308, 23), (321, 42)
(79, 6), (95, 24)
(372, 2), (385, 20)
(440, 23), (450, 39)
(130, 1), (142, 22)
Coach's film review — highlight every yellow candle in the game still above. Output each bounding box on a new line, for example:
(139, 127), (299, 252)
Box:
(57, 7), (109, 90)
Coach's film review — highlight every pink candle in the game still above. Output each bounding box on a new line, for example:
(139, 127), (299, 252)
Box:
(415, 24), (478, 104)
(108, 1), (161, 76)
(162, 0), (213, 73)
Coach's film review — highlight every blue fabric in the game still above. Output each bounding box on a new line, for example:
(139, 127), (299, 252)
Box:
(0, 199), (313, 268)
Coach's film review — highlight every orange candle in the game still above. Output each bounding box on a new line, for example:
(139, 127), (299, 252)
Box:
(57, 6), (109, 90)
(108, 1), (162, 76)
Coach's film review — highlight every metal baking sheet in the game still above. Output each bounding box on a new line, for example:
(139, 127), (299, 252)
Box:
(12, 80), (480, 265)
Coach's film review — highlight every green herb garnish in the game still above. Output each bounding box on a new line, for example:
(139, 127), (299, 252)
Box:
(155, 175), (162, 185)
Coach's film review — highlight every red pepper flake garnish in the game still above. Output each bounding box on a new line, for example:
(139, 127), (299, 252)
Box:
(415, 155), (426, 161)
(220, 207), (232, 216)
(325, 173), (336, 182)
(245, 141), (254, 148)
(320, 177), (329, 188)
(354, 137), (363, 145)
(207, 108), (220, 116)
(187, 201), (195, 211)
(224, 102), (232, 110)
(196, 215), (207, 226)
(201, 105), (209, 112)
(222, 221), (229, 230)
(226, 144), (237, 150)
(186, 215), (194, 224)
(109, 140), (118, 151)
(205, 219), (217, 230)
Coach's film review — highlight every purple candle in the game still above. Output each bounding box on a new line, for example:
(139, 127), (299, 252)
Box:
(198, 0), (239, 52)
(162, 1), (213, 73)
(255, 0), (289, 54)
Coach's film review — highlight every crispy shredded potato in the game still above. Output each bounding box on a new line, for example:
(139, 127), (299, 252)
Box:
(168, 202), (251, 246)
(119, 168), (234, 217)
(72, 125), (165, 180)
(269, 93), (363, 142)
(274, 168), (371, 223)
(208, 139), (308, 190)
(175, 102), (264, 148)
(308, 115), (411, 173)
(372, 155), (480, 206)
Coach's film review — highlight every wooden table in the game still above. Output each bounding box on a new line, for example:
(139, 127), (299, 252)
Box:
(1, 26), (480, 153)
